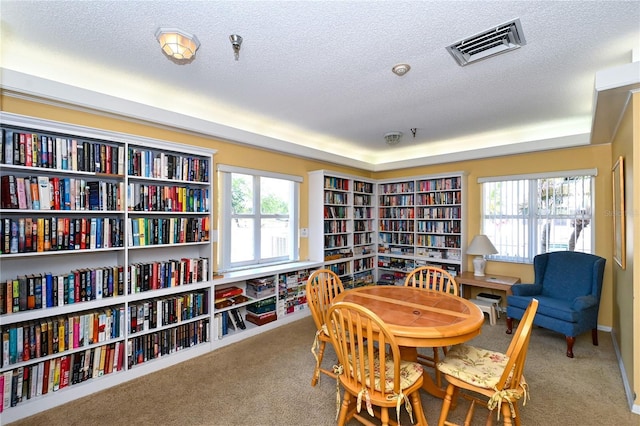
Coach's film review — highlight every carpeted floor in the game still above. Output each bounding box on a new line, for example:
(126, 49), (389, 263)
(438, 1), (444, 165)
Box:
(8, 314), (638, 425)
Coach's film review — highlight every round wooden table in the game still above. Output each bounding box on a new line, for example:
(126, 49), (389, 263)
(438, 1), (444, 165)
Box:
(333, 285), (485, 398)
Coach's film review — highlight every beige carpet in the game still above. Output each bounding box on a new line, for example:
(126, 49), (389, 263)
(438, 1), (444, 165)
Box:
(8, 314), (638, 426)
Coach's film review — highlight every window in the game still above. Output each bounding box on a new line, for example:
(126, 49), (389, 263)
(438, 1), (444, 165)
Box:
(219, 165), (300, 270)
(479, 169), (596, 263)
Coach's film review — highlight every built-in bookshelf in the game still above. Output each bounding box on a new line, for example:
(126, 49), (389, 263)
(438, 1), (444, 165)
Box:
(0, 113), (216, 422)
(0, 113), (324, 423)
(309, 170), (466, 287)
(308, 170), (376, 288)
(377, 173), (466, 285)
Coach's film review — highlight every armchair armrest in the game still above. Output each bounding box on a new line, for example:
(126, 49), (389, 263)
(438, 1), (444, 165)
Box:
(511, 283), (542, 296)
(572, 295), (598, 311)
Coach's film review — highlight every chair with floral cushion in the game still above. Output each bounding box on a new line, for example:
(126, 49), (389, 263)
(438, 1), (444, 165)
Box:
(307, 268), (345, 386)
(404, 265), (459, 387)
(436, 298), (538, 426)
(326, 301), (428, 426)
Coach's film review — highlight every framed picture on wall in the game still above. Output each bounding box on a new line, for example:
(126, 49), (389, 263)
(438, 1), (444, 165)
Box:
(612, 156), (625, 269)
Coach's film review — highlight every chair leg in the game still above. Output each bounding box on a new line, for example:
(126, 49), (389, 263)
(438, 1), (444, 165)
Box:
(501, 402), (514, 426)
(463, 400), (475, 426)
(592, 328), (599, 346)
(437, 383), (456, 426)
(410, 390), (428, 426)
(311, 340), (326, 386)
(506, 317), (513, 334)
(512, 403), (522, 426)
(337, 391), (351, 426)
(565, 336), (575, 358)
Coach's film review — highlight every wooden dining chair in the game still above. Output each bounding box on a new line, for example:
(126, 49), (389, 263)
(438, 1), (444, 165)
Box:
(306, 268), (345, 386)
(326, 301), (428, 426)
(436, 298), (539, 426)
(404, 265), (459, 387)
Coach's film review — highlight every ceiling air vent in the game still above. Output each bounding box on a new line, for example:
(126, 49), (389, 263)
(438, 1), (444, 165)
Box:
(446, 18), (526, 66)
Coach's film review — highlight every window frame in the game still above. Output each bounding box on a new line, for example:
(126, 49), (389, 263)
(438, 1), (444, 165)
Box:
(478, 169), (597, 264)
(218, 164), (301, 271)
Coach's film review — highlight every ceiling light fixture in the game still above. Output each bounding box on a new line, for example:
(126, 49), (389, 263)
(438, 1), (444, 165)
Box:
(384, 131), (403, 146)
(392, 63), (411, 76)
(155, 27), (201, 61)
(230, 34), (243, 61)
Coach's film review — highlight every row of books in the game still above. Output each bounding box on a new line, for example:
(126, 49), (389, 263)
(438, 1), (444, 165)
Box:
(379, 219), (415, 232)
(128, 291), (208, 334)
(417, 177), (462, 191)
(1, 175), (124, 212)
(416, 219), (461, 234)
(379, 195), (415, 207)
(353, 180), (374, 194)
(416, 191), (462, 206)
(2, 307), (125, 366)
(127, 216), (209, 247)
(127, 147), (209, 183)
(1, 266), (125, 314)
(1, 216), (124, 254)
(2, 129), (125, 175)
(415, 234), (460, 248)
(0, 342), (125, 412)
(323, 191), (349, 205)
(378, 233), (415, 246)
(353, 194), (374, 206)
(379, 181), (415, 194)
(324, 205), (348, 219)
(128, 257), (209, 294)
(323, 176), (350, 191)
(0, 129), (212, 184)
(212, 309), (246, 339)
(127, 319), (209, 368)
(418, 206), (462, 219)
(127, 183), (209, 213)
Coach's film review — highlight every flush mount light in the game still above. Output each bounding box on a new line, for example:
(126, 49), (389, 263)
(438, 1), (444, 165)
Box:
(392, 63), (411, 76)
(155, 27), (201, 61)
(384, 131), (403, 146)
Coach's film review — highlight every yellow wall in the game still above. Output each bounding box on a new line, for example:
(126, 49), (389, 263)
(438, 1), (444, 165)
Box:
(1, 95), (616, 328)
(610, 92), (638, 409)
(633, 92), (639, 411)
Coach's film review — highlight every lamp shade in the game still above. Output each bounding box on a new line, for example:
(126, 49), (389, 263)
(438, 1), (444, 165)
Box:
(155, 28), (200, 60)
(467, 234), (498, 255)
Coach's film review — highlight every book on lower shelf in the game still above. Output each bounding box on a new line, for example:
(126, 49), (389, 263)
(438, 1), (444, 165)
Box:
(230, 308), (246, 330)
(245, 310), (277, 326)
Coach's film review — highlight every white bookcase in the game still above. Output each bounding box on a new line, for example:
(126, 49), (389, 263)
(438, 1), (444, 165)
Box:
(310, 170), (466, 287)
(0, 113), (322, 423)
(308, 170), (376, 288)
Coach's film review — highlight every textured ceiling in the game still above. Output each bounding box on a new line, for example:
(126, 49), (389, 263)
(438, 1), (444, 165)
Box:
(1, 1), (639, 170)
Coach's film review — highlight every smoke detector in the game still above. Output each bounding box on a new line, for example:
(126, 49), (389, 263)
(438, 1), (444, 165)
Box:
(446, 18), (526, 66)
(384, 131), (403, 145)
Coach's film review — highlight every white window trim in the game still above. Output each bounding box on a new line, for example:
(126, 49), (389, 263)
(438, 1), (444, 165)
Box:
(477, 168), (598, 183)
(217, 164), (303, 182)
(218, 164), (301, 272)
(479, 169), (597, 264)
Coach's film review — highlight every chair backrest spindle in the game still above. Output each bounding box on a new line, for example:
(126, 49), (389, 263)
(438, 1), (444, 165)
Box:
(404, 265), (459, 296)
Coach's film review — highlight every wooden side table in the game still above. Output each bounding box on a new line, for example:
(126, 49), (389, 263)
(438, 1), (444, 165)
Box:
(456, 271), (521, 315)
(455, 271), (521, 296)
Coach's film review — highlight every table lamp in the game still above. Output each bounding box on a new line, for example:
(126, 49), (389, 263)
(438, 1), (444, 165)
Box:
(467, 234), (498, 276)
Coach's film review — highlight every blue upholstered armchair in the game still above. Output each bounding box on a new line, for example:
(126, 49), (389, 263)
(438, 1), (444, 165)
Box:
(506, 251), (605, 358)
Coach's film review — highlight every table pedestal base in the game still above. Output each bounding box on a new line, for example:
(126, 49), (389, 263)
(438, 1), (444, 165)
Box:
(400, 346), (446, 399)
